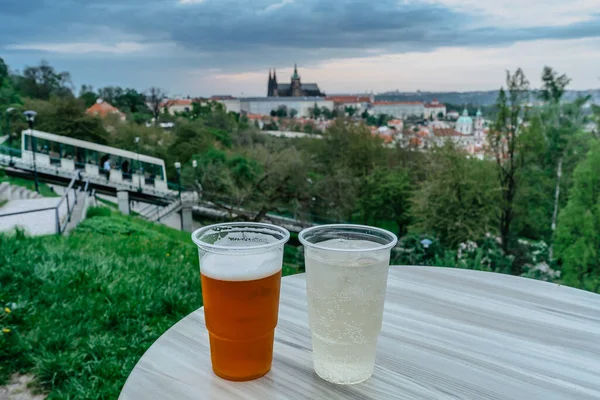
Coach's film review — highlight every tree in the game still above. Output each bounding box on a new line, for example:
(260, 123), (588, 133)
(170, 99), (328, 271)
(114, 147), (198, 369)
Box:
(539, 66), (571, 103)
(310, 103), (322, 119)
(412, 142), (500, 247)
(14, 60), (73, 99)
(116, 88), (149, 114)
(345, 106), (356, 117)
(321, 107), (334, 120)
(195, 145), (309, 221)
(0, 58), (8, 89)
(79, 84), (98, 108)
(555, 142), (600, 293)
(145, 87), (167, 124)
(97, 86), (122, 104)
(437, 111), (444, 119)
(306, 120), (386, 221)
(0, 58), (21, 108)
(275, 105), (288, 118)
(23, 97), (110, 144)
(358, 167), (412, 236)
(289, 108), (298, 118)
(488, 68), (529, 261)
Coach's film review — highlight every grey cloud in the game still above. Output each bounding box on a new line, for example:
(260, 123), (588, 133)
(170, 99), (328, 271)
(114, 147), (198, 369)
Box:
(1, 0), (600, 73)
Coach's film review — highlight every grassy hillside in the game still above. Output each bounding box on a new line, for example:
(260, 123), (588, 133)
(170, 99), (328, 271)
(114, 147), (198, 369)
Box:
(0, 169), (59, 198)
(0, 209), (302, 399)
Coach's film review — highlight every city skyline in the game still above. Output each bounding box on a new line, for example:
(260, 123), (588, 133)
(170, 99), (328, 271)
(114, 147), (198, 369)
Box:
(1, 0), (600, 96)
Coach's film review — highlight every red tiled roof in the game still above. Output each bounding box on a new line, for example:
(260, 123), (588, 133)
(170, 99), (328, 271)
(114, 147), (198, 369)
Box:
(425, 103), (446, 108)
(373, 101), (423, 105)
(433, 128), (466, 137)
(409, 137), (422, 146)
(86, 100), (125, 118)
(326, 96), (372, 104)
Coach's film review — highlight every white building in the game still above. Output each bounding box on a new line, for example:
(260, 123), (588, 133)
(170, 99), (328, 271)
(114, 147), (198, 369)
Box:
(326, 95), (373, 113)
(215, 98), (241, 114)
(240, 97), (334, 118)
(424, 100), (447, 119)
(447, 110), (460, 119)
(159, 99), (193, 115)
(371, 101), (425, 118)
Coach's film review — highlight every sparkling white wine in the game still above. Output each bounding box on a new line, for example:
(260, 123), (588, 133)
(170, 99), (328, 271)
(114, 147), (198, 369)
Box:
(304, 238), (391, 384)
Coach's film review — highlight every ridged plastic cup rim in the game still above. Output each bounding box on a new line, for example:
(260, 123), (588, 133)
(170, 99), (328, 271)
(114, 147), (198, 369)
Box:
(191, 222), (290, 253)
(298, 224), (398, 252)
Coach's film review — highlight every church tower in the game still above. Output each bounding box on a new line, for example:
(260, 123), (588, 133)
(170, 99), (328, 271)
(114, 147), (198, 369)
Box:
(272, 68), (278, 97)
(267, 69), (273, 96)
(475, 108), (484, 130)
(291, 63), (302, 97)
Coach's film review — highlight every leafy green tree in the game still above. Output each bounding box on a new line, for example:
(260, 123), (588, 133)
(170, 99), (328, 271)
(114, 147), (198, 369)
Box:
(412, 142), (500, 247)
(0, 59), (21, 109)
(289, 108), (298, 118)
(310, 103), (322, 119)
(305, 120), (386, 221)
(488, 68), (529, 258)
(97, 86), (122, 104)
(194, 145), (309, 221)
(79, 84), (98, 108)
(321, 107), (334, 120)
(275, 105), (288, 118)
(358, 167), (412, 236)
(555, 142), (600, 293)
(539, 66), (571, 103)
(14, 60), (73, 99)
(23, 97), (109, 144)
(345, 106), (356, 117)
(0, 58), (8, 88)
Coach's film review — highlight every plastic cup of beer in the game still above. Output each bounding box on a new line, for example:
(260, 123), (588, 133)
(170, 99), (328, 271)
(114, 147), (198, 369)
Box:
(299, 224), (398, 385)
(192, 222), (290, 381)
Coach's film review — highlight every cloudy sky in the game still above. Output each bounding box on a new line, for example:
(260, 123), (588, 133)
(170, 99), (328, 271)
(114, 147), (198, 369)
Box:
(1, 0), (599, 97)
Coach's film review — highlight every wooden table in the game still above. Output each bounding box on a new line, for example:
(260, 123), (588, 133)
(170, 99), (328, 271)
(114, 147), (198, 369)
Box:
(119, 266), (600, 399)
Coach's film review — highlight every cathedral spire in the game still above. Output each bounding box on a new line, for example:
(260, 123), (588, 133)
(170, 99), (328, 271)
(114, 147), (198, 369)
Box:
(292, 63), (299, 80)
(267, 69), (273, 96)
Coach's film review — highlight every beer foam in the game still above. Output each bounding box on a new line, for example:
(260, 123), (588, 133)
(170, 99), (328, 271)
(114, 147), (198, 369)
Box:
(201, 250), (282, 281)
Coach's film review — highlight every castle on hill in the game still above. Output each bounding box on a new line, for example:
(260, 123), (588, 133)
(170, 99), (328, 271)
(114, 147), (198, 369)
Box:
(267, 64), (325, 97)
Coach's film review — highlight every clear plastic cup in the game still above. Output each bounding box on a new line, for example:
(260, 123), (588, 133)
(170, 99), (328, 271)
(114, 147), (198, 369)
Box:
(299, 224), (398, 384)
(192, 222), (290, 381)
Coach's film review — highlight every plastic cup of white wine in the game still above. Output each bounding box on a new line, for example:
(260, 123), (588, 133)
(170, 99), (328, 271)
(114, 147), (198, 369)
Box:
(299, 224), (398, 385)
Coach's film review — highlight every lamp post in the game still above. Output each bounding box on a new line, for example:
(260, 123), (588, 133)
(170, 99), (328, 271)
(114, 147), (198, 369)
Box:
(192, 159), (197, 184)
(23, 110), (39, 193)
(174, 162), (182, 201)
(134, 136), (142, 192)
(5, 107), (15, 166)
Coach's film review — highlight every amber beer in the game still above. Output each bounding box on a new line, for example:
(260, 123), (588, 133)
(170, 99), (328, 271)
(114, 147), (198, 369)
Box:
(192, 223), (290, 381)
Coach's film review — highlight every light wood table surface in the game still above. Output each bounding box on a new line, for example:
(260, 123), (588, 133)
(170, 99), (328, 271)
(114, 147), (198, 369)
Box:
(119, 266), (600, 399)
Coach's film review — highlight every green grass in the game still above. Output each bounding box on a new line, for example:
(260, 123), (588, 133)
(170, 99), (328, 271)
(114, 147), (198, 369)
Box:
(0, 174), (59, 198)
(94, 196), (119, 210)
(0, 209), (302, 399)
(0, 199), (7, 209)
